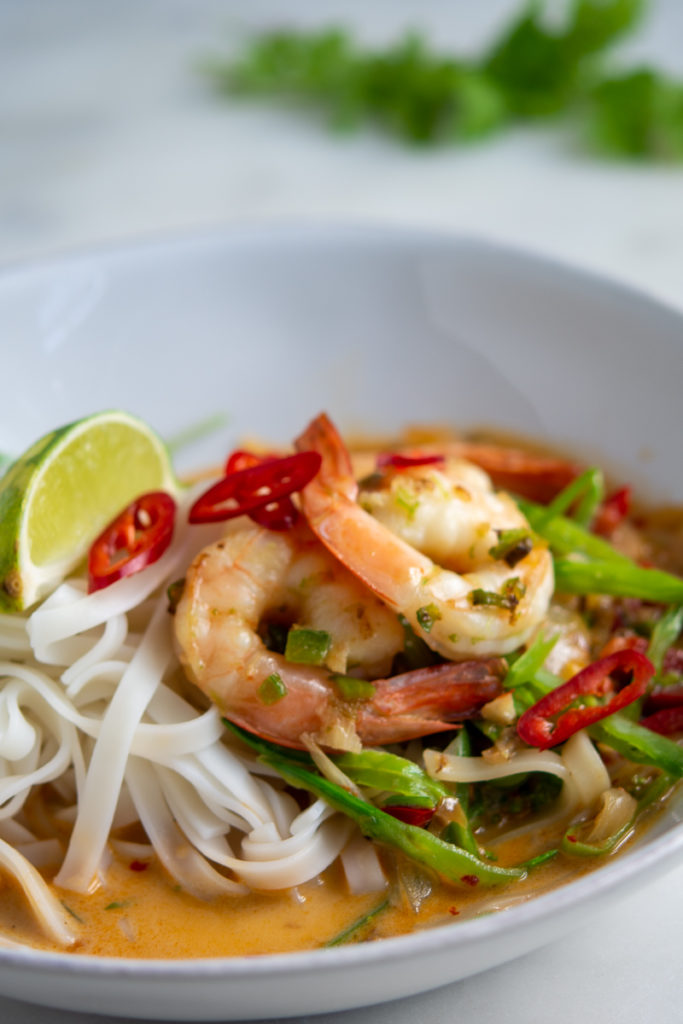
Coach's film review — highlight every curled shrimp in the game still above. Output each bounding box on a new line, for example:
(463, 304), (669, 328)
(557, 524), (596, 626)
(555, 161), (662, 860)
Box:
(296, 414), (554, 660)
(174, 519), (504, 750)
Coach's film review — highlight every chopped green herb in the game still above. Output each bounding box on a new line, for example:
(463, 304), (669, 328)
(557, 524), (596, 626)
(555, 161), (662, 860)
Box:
(489, 528), (533, 567)
(416, 603), (441, 632)
(284, 627), (332, 665)
(104, 900), (132, 911)
(258, 673), (288, 705)
(470, 577), (526, 612)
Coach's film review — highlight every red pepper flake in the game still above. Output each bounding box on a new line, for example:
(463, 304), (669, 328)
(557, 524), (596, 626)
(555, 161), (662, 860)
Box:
(383, 805), (435, 827)
(460, 874), (480, 887)
(565, 834), (578, 843)
(517, 649), (654, 750)
(129, 859), (149, 873)
(377, 452), (445, 471)
(448, 906), (460, 916)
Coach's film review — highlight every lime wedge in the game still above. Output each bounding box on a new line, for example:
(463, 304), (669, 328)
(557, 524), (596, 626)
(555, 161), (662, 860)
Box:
(0, 410), (180, 611)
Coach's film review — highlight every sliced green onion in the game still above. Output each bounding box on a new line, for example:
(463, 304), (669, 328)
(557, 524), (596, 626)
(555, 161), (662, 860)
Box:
(258, 673), (288, 705)
(543, 467), (605, 528)
(284, 628), (332, 665)
(554, 558), (683, 603)
(330, 674), (377, 700)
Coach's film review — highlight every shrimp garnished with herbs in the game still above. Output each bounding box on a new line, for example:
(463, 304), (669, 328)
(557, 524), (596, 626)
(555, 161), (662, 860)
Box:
(296, 413), (554, 659)
(173, 519), (505, 750)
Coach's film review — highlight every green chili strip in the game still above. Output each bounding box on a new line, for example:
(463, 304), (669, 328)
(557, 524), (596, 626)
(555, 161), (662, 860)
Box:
(324, 898), (391, 947)
(226, 723), (524, 886)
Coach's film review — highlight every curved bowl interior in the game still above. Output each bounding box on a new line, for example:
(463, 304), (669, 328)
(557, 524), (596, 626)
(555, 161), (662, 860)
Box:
(0, 225), (682, 1020)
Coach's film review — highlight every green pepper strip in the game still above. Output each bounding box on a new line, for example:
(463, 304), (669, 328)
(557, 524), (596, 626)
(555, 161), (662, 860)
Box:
(226, 723), (524, 887)
(561, 772), (674, 857)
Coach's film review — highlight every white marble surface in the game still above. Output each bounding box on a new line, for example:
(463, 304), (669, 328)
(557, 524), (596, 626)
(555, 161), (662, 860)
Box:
(2, 1), (683, 1021)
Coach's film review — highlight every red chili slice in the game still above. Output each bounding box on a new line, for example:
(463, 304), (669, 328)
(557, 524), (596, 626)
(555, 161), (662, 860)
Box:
(189, 451), (321, 525)
(517, 649), (654, 750)
(376, 453), (445, 470)
(640, 705), (683, 735)
(383, 805), (435, 827)
(593, 486), (631, 537)
(88, 492), (176, 593)
(223, 449), (300, 530)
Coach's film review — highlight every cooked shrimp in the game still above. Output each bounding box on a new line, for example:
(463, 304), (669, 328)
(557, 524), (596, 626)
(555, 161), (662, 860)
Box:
(174, 519), (504, 750)
(296, 414), (554, 659)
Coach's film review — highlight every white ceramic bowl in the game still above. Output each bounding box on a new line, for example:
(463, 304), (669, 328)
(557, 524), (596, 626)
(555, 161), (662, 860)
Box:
(0, 225), (682, 1021)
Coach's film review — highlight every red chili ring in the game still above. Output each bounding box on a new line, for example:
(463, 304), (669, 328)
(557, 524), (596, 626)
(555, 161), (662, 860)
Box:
(517, 649), (654, 750)
(189, 451), (321, 525)
(88, 491), (176, 593)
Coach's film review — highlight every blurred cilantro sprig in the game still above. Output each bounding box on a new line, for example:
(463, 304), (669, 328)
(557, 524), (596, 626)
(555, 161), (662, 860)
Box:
(204, 0), (683, 160)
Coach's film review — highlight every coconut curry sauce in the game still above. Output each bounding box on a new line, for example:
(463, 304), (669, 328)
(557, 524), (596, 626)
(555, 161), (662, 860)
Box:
(1, 802), (668, 958)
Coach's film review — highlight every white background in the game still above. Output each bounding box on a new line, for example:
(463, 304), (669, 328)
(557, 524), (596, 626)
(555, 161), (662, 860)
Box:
(2, 1), (683, 1022)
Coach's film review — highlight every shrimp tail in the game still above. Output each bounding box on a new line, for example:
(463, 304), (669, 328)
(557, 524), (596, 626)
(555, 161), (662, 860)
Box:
(357, 659), (505, 746)
(447, 442), (580, 504)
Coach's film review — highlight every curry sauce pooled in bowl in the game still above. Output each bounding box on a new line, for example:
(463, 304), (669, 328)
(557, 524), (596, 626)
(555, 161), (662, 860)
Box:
(0, 410), (681, 958)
